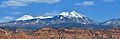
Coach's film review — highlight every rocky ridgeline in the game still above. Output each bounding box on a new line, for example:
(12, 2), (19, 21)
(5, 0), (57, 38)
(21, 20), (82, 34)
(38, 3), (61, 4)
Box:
(0, 27), (120, 39)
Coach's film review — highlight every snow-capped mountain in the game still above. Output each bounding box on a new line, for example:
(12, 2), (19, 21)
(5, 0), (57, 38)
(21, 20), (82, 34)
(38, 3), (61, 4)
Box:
(16, 11), (94, 24)
(102, 19), (120, 26)
(0, 11), (100, 29)
(55, 11), (97, 24)
(59, 11), (85, 18)
(16, 15), (34, 21)
(16, 15), (53, 21)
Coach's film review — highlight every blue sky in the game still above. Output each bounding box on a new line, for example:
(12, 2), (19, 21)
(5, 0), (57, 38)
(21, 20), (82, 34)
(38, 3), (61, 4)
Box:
(0, 0), (120, 23)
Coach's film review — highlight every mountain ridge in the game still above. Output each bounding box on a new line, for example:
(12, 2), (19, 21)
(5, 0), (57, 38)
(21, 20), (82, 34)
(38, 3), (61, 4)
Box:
(0, 11), (119, 29)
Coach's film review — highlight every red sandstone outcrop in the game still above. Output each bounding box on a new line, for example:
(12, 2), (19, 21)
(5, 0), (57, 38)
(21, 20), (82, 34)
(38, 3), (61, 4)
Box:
(0, 27), (120, 39)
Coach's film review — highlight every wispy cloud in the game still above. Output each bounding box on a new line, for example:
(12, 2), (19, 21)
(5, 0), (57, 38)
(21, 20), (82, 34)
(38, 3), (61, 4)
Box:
(75, 1), (95, 6)
(44, 11), (60, 16)
(38, 11), (60, 16)
(0, 16), (15, 23)
(12, 12), (25, 15)
(0, 0), (61, 7)
(102, 0), (115, 2)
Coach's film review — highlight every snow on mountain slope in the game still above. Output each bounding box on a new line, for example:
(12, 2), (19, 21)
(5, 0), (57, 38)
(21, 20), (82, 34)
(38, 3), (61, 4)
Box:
(55, 11), (97, 24)
(16, 15), (53, 21)
(16, 15), (34, 21)
(59, 11), (85, 18)
(16, 11), (87, 21)
(36, 16), (53, 19)
(102, 19), (120, 26)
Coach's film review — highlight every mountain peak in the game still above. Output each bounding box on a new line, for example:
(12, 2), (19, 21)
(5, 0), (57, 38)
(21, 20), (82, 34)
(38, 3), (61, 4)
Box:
(16, 15), (34, 21)
(16, 15), (53, 21)
(102, 19), (120, 26)
(59, 11), (85, 18)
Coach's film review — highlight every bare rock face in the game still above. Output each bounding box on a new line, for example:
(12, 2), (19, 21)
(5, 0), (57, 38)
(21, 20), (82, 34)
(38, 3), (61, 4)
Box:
(0, 29), (7, 35)
(0, 29), (12, 39)
(12, 30), (34, 39)
(33, 28), (94, 39)
(0, 27), (120, 39)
